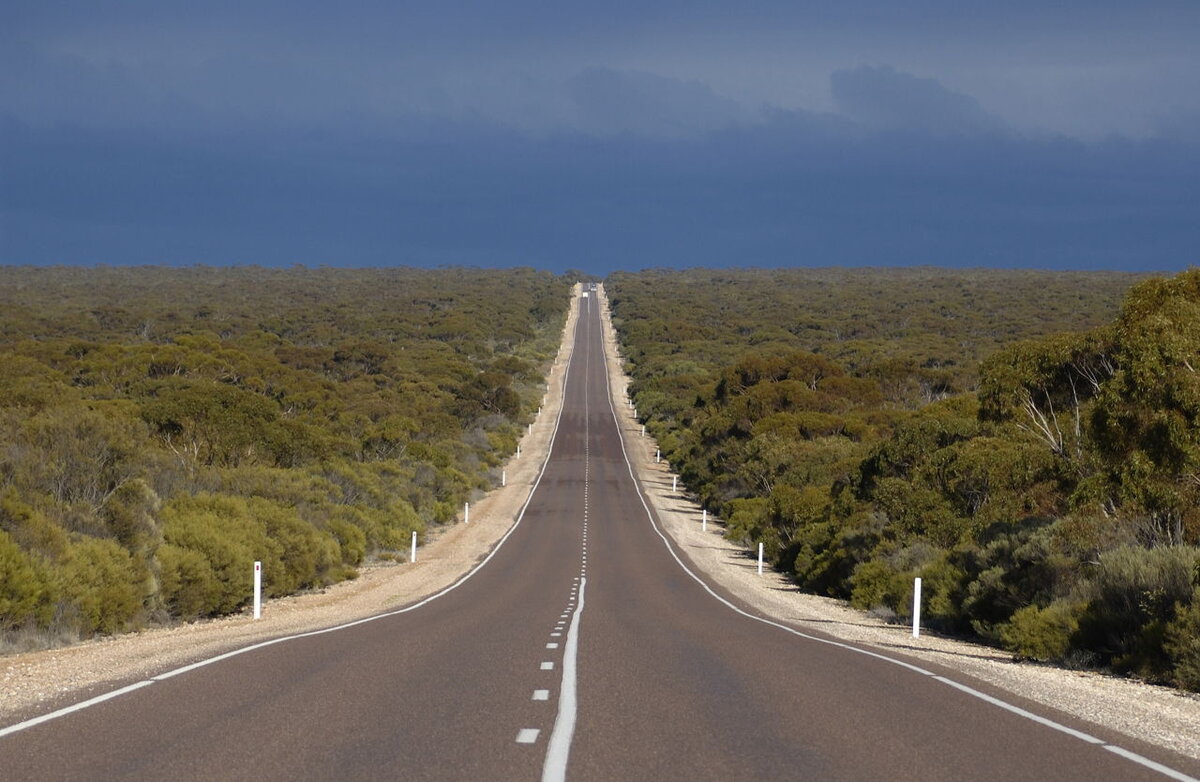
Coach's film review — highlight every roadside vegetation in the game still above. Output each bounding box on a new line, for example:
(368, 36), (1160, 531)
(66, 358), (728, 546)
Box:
(609, 267), (1200, 690)
(0, 266), (569, 650)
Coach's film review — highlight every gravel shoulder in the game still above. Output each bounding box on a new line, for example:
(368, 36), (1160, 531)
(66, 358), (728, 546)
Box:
(595, 283), (1200, 764)
(0, 284), (582, 725)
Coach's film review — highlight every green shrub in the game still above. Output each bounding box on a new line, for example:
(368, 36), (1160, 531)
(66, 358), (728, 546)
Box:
(0, 529), (58, 631)
(919, 555), (970, 632)
(59, 538), (147, 635)
(161, 494), (274, 613)
(960, 518), (1074, 639)
(157, 543), (223, 619)
(999, 602), (1082, 661)
(793, 513), (882, 598)
(327, 518), (367, 565)
(723, 497), (770, 546)
(872, 478), (965, 547)
(0, 488), (70, 559)
(1164, 588), (1200, 691)
(1074, 545), (1200, 680)
(257, 499), (341, 592)
(101, 478), (162, 556)
(849, 559), (908, 614)
(161, 492), (346, 615)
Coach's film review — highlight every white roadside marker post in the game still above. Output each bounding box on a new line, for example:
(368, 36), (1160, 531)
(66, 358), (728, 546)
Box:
(640, 425), (645, 437)
(702, 509), (707, 532)
(757, 543), (764, 575)
(411, 530), (417, 563)
(672, 476), (677, 492)
(517, 445), (521, 458)
(913, 578), (923, 638)
(502, 470), (507, 487)
(528, 423), (532, 435)
(655, 449), (660, 463)
(252, 561), (262, 620)
(464, 502), (470, 524)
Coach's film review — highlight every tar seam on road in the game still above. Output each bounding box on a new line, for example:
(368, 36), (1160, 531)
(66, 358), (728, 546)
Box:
(595, 292), (1199, 782)
(542, 577), (586, 782)
(0, 295), (583, 742)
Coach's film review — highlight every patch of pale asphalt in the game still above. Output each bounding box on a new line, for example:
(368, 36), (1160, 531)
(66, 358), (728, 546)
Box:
(594, 284), (1200, 764)
(0, 285), (584, 725)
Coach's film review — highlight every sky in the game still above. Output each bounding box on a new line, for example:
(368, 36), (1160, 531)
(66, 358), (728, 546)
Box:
(2, 1), (1198, 274)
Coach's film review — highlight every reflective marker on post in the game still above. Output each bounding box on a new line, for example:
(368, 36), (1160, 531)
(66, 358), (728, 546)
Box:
(913, 577), (923, 639)
(252, 561), (261, 620)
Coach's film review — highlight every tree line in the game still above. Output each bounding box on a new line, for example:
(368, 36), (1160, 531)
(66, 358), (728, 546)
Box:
(0, 266), (569, 648)
(608, 267), (1200, 690)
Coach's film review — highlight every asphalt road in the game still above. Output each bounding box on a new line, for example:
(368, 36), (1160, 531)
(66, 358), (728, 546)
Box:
(2, 290), (1198, 781)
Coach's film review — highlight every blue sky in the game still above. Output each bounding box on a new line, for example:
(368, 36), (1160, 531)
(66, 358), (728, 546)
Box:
(2, 1), (1198, 273)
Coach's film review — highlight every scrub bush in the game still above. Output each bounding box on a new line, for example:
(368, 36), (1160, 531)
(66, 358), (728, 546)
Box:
(157, 543), (222, 619)
(1074, 545), (1200, 680)
(999, 602), (1082, 661)
(849, 559), (909, 614)
(58, 538), (147, 635)
(0, 530), (57, 631)
(1164, 589), (1200, 691)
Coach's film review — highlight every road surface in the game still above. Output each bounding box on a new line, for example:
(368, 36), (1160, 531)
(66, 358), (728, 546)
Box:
(2, 290), (1198, 781)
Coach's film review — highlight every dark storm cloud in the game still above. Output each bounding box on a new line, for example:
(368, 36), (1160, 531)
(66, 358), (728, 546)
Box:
(830, 66), (1008, 136)
(5, 104), (1195, 272)
(564, 68), (749, 137)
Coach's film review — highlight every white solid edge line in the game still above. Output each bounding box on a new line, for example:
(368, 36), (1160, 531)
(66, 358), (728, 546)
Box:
(595, 288), (1199, 782)
(1104, 746), (1200, 782)
(0, 291), (583, 740)
(542, 576), (586, 782)
(0, 680), (154, 739)
(931, 677), (1102, 744)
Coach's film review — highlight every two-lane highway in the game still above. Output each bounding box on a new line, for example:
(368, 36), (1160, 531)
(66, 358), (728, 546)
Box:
(2, 289), (1198, 781)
